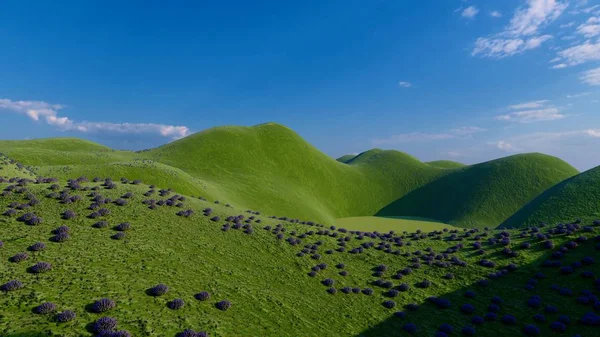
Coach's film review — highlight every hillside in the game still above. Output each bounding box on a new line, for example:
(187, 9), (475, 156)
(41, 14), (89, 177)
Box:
(500, 165), (600, 228)
(335, 154), (356, 163)
(0, 123), (581, 228)
(377, 153), (579, 228)
(426, 160), (466, 169)
(1, 173), (599, 336)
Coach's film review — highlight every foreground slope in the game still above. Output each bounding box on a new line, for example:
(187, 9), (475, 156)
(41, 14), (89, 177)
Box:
(1, 174), (599, 336)
(500, 165), (600, 228)
(377, 153), (579, 228)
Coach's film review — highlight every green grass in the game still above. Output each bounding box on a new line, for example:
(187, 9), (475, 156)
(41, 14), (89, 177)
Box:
(0, 124), (581, 228)
(377, 153), (579, 228)
(1, 175), (598, 336)
(336, 154), (356, 163)
(500, 165), (600, 228)
(334, 216), (455, 233)
(425, 160), (466, 169)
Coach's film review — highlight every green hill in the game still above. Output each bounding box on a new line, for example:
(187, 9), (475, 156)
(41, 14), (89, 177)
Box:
(426, 160), (466, 169)
(377, 153), (579, 228)
(335, 154), (356, 163)
(0, 124), (580, 228)
(499, 165), (600, 228)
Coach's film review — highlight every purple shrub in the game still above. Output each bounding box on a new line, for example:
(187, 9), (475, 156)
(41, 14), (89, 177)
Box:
(94, 316), (118, 332)
(10, 252), (29, 263)
(115, 222), (131, 231)
(28, 242), (46, 251)
(93, 221), (109, 228)
(56, 310), (76, 323)
(30, 261), (52, 273)
(215, 300), (232, 311)
(50, 232), (70, 242)
(485, 312), (497, 321)
(326, 287), (337, 294)
(167, 298), (185, 310)
(471, 316), (484, 325)
(34, 302), (57, 314)
(460, 303), (475, 314)
(403, 323), (417, 334)
(92, 298), (116, 313)
(111, 232), (126, 240)
(533, 314), (546, 322)
(114, 198), (128, 206)
(148, 284), (169, 296)
(502, 314), (517, 325)
(62, 209), (76, 220)
(194, 291), (211, 301)
(382, 300), (396, 309)
(362, 288), (374, 295)
(523, 324), (540, 336)
(461, 326), (476, 336)
(322, 278), (335, 287)
(549, 321), (566, 332)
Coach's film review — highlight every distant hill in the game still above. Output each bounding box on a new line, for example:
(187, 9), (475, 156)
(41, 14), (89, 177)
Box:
(0, 123), (581, 227)
(377, 153), (578, 228)
(335, 154), (356, 163)
(499, 165), (600, 228)
(426, 160), (466, 169)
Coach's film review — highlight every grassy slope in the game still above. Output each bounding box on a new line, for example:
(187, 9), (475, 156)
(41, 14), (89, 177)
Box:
(139, 124), (447, 224)
(425, 160), (466, 169)
(500, 166), (600, 228)
(1, 175), (598, 336)
(377, 153), (579, 228)
(335, 154), (356, 163)
(334, 216), (455, 233)
(0, 124), (580, 228)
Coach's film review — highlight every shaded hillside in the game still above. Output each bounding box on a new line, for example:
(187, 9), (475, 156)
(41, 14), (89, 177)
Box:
(500, 165), (600, 228)
(426, 160), (466, 169)
(377, 153), (579, 228)
(336, 154), (356, 163)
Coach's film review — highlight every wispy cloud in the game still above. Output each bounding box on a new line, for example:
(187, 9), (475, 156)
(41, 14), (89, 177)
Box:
(472, 0), (568, 58)
(372, 126), (486, 145)
(0, 98), (191, 139)
(490, 11), (503, 18)
(560, 21), (575, 28)
(566, 91), (591, 98)
(462, 6), (479, 19)
(495, 107), (566, 123)
(552, 40), (600, 68)
(398, 81), (412, 88)
(576, 17), (600, 37)
(493, 140), (518, 151)
(580, 67), (600, 85)
(508, 100), (548, 109)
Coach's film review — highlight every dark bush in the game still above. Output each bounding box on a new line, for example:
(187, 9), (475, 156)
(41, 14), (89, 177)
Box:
(28, 242), (46, 251)
(111, 232), (126, 240)
(10, 252), (28, 263)
(148, 284), (169, 296)
(383, 300), (396, 309)
(31, 261), (52, 273)
(94, 316), (118, 332)
(362, 288), (374, 295)
(56, 310), (76, 323)
(115, 222), (131, 231)
(215, 300), (232, 311)
(34, 302), (57, 314)
(167, 298), (185, 310)
(92, 298), (116, 313)
(94, 221), (108, 228)
(62, 210), (76, 220)
(502, 314), (517, 325)
(460, 304), (475, 314)
(461, 326), (476, 336)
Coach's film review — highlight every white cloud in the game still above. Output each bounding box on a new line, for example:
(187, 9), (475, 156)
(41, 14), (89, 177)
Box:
(507, 0), (568, 36)
(472, 35), (553, 58)
(566, 91), (591, 98)
(582, 4), (600, 14)
(473, 0), (568, 58)
(0, 98), (191, 139)
(508, 100), (549, 109)
(560, 21), (575, 28)
(490, 11), (503, 18)
(576, 17), (600, 37)
(494, 140), (517, 151)
(398, 81), (412, 88)
(497, 100), (567, 123)
(372, 126), (486, 145)
(552, 40), (600, 67)
(580, 67), (600, 85)
(449, 126), (488, 135)
(462, 6), (479, 19)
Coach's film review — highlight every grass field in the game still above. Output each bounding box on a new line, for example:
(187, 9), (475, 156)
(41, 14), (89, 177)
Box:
(334, 216), (455, 233)
(0, 123), (581, 228)
(0, 169), (599, 336)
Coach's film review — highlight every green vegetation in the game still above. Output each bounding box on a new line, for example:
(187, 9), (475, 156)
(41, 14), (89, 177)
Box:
(500, 166), (600, 228)
(0, 124), (581, 228)
(335, 216), (455, 233)
(335, 154), (356, 163)
(425, 160), (466, 169)
(377, 153), (578, 228)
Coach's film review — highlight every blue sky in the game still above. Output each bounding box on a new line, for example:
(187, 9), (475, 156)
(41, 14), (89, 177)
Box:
(1, 0), (599, 170)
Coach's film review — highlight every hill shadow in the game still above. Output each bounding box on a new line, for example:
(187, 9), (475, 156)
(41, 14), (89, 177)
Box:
(354, 235), (600, 337)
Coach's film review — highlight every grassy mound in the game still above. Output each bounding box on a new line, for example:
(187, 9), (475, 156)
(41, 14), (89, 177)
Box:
(377, 154), (579, 228)
(336, 154), (356, 163)
(426, 160), (466, 169)
(500, 166), (600, 228)
(1, 174), (599, 336)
